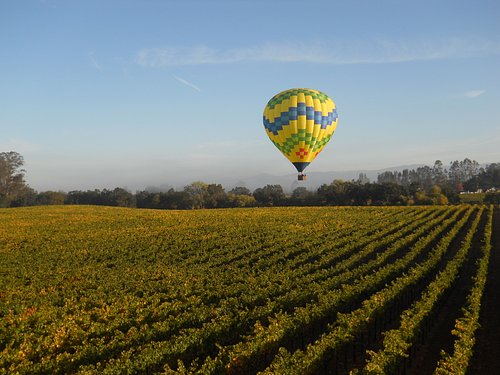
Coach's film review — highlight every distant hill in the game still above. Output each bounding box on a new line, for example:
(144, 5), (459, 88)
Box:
(219, 165), (425, 192)
(145, 162), (495, 193)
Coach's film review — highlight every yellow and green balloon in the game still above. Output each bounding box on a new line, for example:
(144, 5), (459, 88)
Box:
(263, 88), (338, 176)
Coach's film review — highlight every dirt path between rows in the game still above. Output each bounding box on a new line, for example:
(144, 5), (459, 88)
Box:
(406, 209), (486, 375)
(468, 207), (500, 375)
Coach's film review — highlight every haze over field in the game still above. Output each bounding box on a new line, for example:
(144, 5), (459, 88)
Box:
(1, 0), (499, 191)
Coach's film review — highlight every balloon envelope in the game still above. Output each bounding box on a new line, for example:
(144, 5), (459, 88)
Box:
(263, 88), (338, 172)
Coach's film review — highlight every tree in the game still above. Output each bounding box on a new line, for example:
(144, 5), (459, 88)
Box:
(448, 159), (480, 192)
(464, 163), (500, 191)
(291, 187), (309, 199)
(432, 160), (447, 186)
(10, 186), (37, 207)
(429, 185), (448, 205)
(485, 163), (500, 187)
(66, 189), (109, 205)
(400, 169), (410, 187)
(346, 182), (370, 205)
(36, 191), (66, 205)
(158, 189), (193, 209)
(0, 151), (34, 207)
(227, 193), (256, 207)
(253, 184), (285, 206)
(364, 183), (406, 205)
(205, 184), (227, 208)
(317, 180), (353, 205)
(415, 166), (434, 192)
(136, 191), (160, 208)
(183, 182), (209, 209)
(377, 171), (398, 184)
(229, 186), (252, 196)
(484, 191), (500, 204)
(288, 187), (315, 206)
(357, 173), (370, 184)
(108, 188), (136, 207)
(461, 158), (480, 182)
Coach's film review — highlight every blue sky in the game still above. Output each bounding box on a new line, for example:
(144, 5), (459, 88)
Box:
(1, 0), (499, 191)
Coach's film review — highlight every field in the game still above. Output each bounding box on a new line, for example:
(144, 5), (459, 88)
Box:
(0, 205), (498, 374)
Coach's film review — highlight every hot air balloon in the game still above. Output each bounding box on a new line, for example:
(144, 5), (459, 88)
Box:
(263, 88), (339, 180)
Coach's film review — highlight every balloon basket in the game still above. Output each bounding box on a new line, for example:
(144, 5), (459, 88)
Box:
(298, 174), (307, 181)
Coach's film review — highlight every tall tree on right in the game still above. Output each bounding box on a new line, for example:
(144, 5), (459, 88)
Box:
(0, 151), (33, 207)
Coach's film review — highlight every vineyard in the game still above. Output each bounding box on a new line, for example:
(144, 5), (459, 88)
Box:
(0, 205), (498, 374)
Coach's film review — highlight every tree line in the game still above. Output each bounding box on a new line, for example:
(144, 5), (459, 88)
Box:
(1, 151), (499, 209)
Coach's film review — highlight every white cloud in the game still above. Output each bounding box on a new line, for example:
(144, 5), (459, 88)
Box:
(173, 75), (201, 91)
(135, 37), (500, 67)
(464, 90), (486, 98)
(89, 51), (102, 71)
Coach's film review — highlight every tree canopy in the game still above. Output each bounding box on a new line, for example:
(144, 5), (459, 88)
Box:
(0, 151), (34, 207)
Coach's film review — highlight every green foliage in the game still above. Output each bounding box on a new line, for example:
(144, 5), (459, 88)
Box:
(434, 206), (493, 374)
(360, 206), (485, 374)
(484, 191), (500, 204)
(459, 193), (485, 204)
(35, 191), (66, 205)
(0, 151), (34, 207)
(252, 184), (285, 206)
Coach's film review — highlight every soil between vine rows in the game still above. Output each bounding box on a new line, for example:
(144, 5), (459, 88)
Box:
(406, 209), (487, 375)
(320, 207), (497, 375)
(335, 207), (476, 375)
(468, 208), (500, 375)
